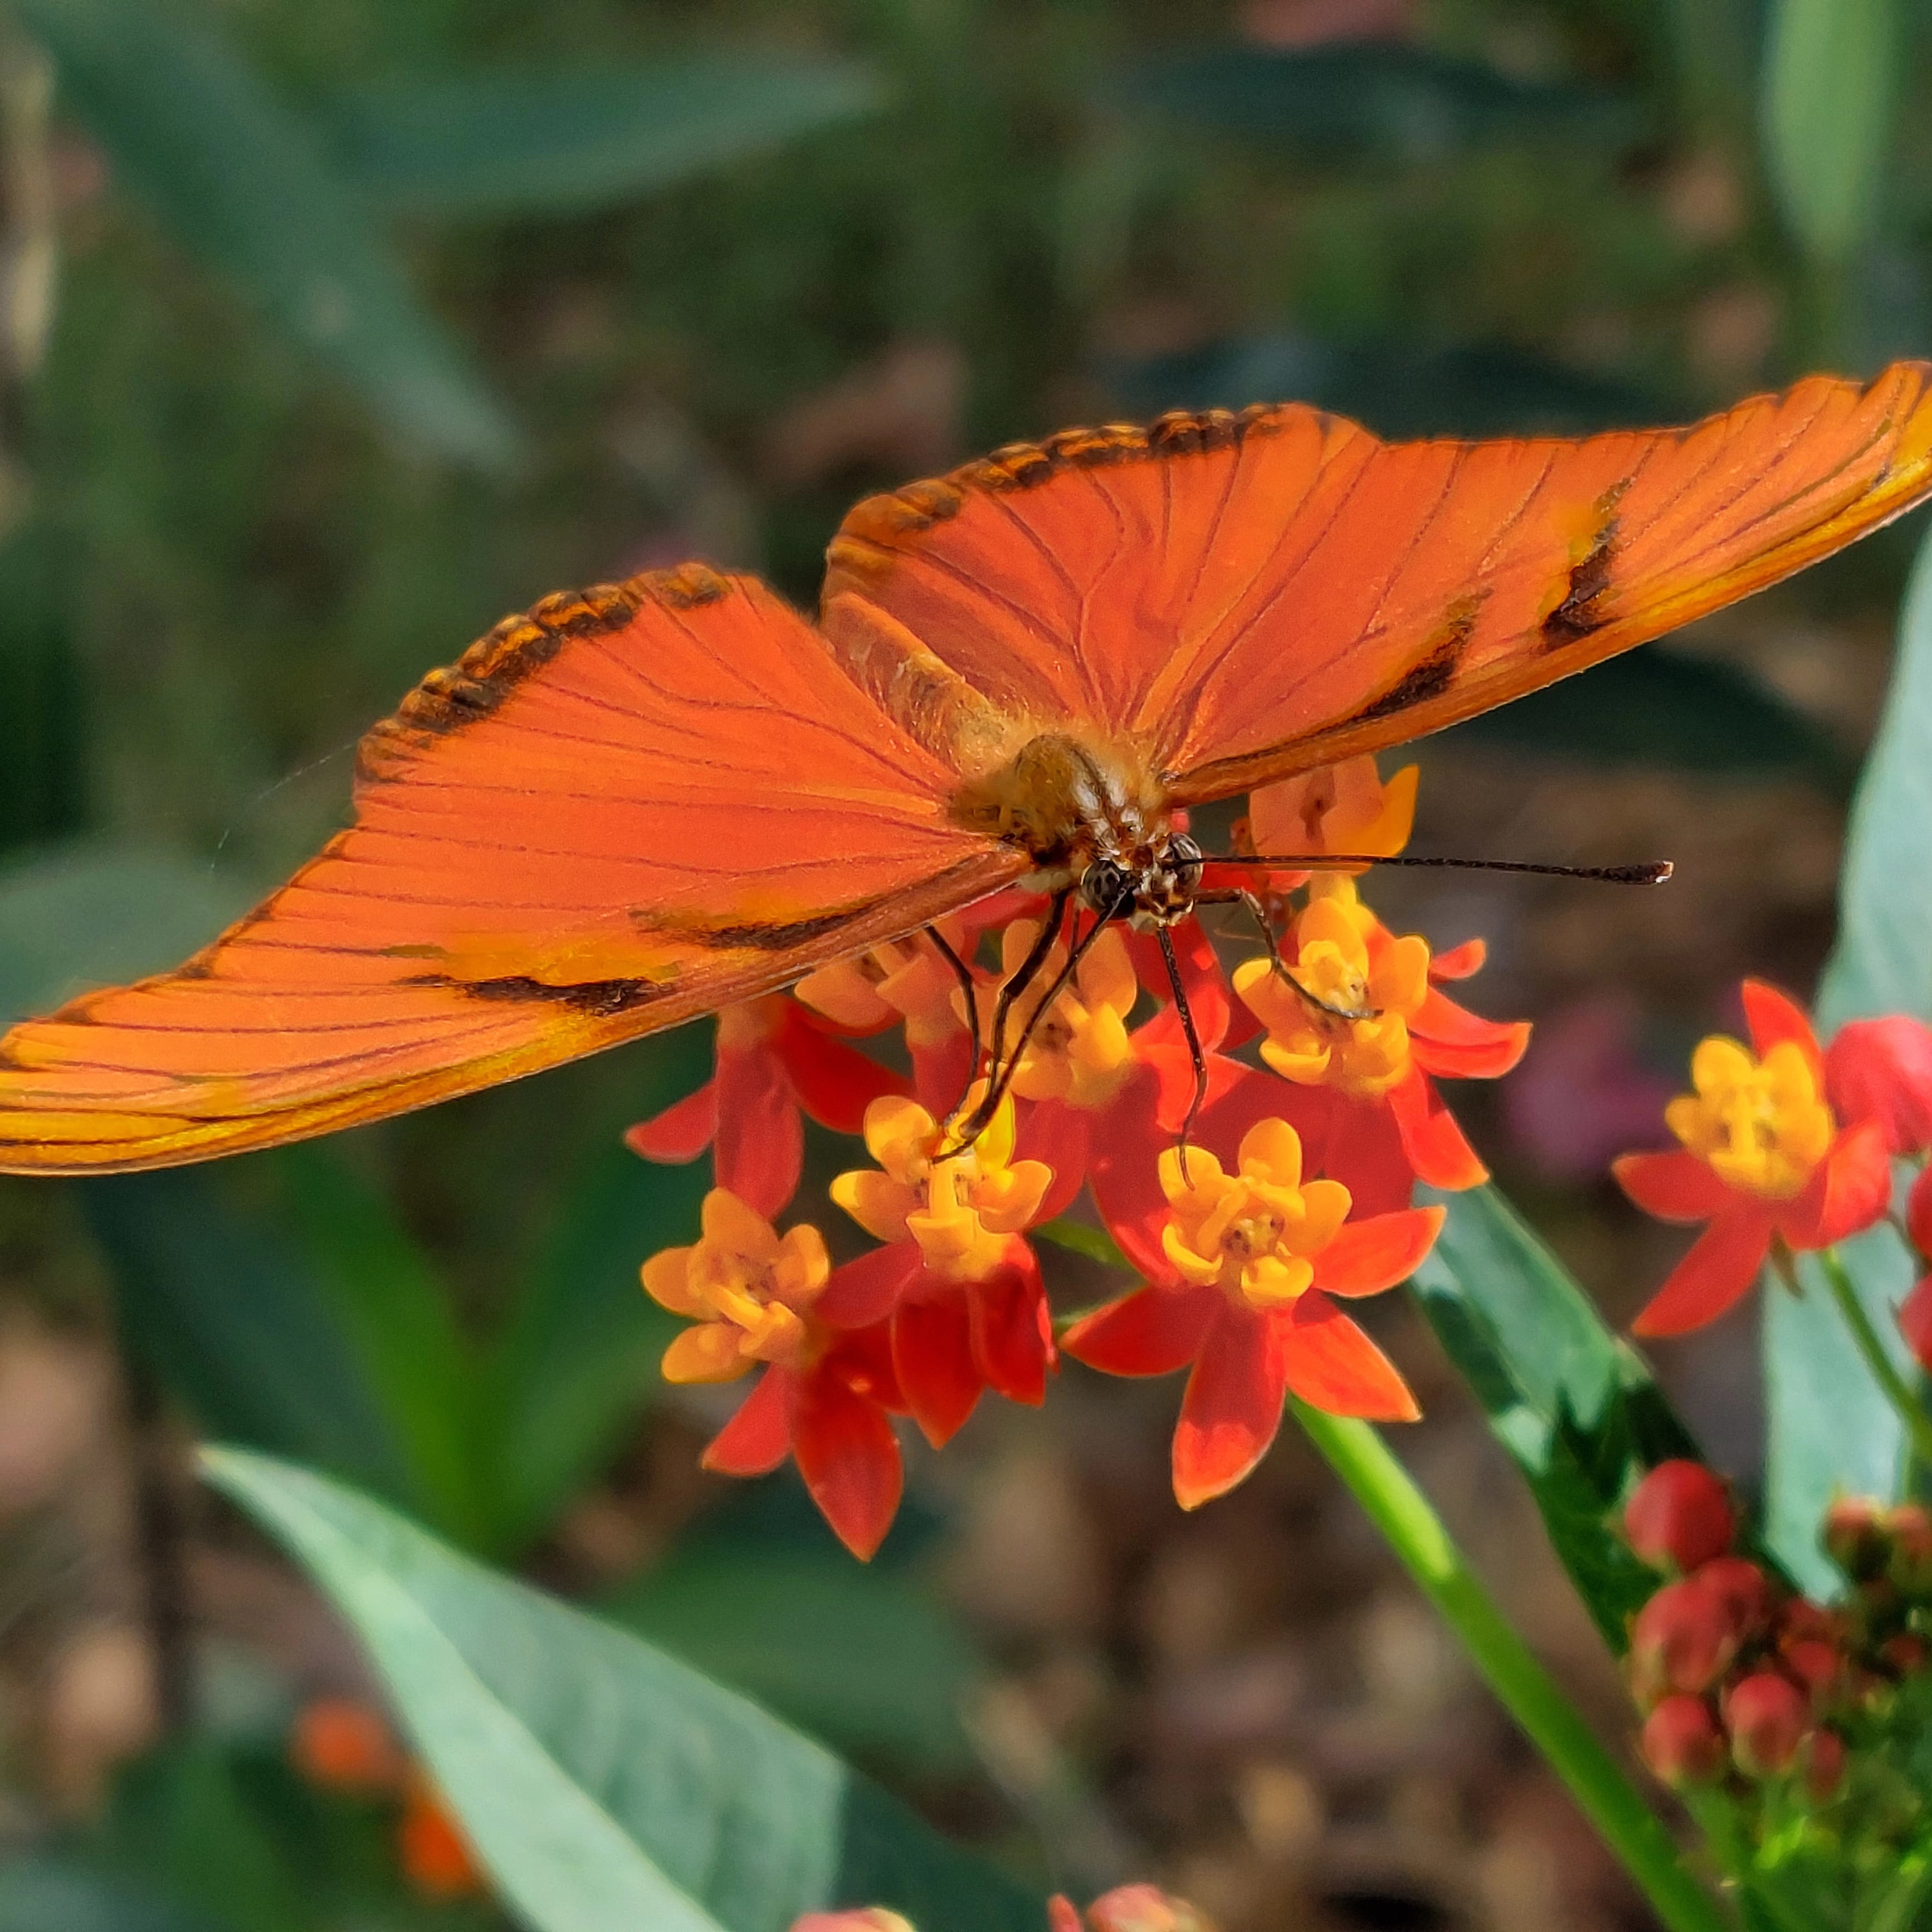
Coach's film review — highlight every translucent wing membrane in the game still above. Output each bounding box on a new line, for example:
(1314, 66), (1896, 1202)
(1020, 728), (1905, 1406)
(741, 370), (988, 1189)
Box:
(823, 363), (1932, 801)
(0, 569), (1017, 1172)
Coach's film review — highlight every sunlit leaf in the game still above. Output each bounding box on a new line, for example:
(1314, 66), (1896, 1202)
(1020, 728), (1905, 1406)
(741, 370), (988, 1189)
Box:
(204, 1448), (1046, 1932)
(1769, 526), (1932, 1591)
(1763, 0), (1900, 262)
(1412, 1186), (1707, 1645)
(606, 1538), (978, 1769)
(328, 57), (887, 219)
(18, 0), (517, 467)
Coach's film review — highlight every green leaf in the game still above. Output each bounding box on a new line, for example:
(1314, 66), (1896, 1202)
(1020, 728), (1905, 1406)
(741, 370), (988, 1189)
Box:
(1767, 526), (1932, 1590)
(260, 1146), (494, 1553)
(490, 1033), (710, 1549)
(605, 1538), (977, 1770)
(17, 0), (516, 467)
(1411, 1185), (1705, 1647)
(327, 57), (887, 219)
(80, 1169), (418, 1511)
(1120, 44), (1637, 163)
(0, 1862), (225, 1932)
(203, 1447), (1046, 1932)
(0, 840), (256, 1025)
(0, 524), (86, 858)
(1763, 0), (1900, 262)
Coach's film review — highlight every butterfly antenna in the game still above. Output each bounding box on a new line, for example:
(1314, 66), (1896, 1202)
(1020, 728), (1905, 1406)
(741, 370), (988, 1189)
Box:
(1217, 852), (1674, 885)
(1155, 923), (1207, 1188)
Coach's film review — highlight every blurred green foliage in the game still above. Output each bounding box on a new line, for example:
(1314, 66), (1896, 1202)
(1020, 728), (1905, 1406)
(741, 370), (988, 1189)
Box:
(2, 0), (1932, 1920)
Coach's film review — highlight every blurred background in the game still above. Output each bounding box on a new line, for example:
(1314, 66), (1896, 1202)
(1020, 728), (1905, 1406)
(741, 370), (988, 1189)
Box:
(0, 0), (1925, 1926)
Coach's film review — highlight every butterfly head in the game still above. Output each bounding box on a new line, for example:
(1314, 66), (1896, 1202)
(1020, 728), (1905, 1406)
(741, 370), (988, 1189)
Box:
(1080, 831), (1204, 930)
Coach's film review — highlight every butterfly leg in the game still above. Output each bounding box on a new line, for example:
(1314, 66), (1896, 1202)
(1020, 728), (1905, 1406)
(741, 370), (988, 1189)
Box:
(1154, 921), (1206, 1187)
(941, 883), (1122, 1156)
(923, 921), (986, 1125)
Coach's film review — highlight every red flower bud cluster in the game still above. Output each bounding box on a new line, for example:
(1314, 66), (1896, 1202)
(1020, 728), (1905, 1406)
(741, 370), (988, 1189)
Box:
(289, 1697), (484, 1901)
(1621, 1468), (1932, 1806)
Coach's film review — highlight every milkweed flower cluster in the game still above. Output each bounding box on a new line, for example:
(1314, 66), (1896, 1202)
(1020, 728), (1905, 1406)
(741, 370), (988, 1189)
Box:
(632, 758), (1528, 1555)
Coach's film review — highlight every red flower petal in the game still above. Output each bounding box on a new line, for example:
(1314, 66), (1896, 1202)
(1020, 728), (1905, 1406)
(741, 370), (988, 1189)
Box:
(1172, 1305), (1289, 1509)
(913, 1032), (976, 1116)
(1429, 936), (1487, 981)
(1019, 1099), (1092, 1223)
(892, 1287), (982, 1447)
(1281, 1293), (1421, 1421)
(1826, 1015), (1932, 1156)
(1632, 1209), (1774, 1337)
(1061, 1285), (1218, 1376)
(1409, 989), (1531, 1078)
(789, 1369), (903, 1560)
(1741, 980), (1822, 1081)
(700, 1368), (791, 1476)
(970, 1245), (1055, 1406)
(625, 1080), (718, 1164)
(1311, 1206), (1446, 1299)
(714, 1045), (803, 1218)
(1797, 1118), (1892, 1249)
(776, 1006), (909, 1133)
(1910, 1164), (1932, 1258)
(1899, 1274), (1932, 1373)
(1386, 1066), (1487, 1191)
(1613, 1149), (1733, 1224)
(1319, 1092), (1413, 1218)
(818, 1241), (921, 1329)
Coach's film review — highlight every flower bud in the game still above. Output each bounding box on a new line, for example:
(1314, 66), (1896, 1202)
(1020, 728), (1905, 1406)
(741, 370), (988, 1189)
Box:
(1082, 1887), (1213, 1932)
(1801, 1728), (1847, 1806)
(1691, 1557), (1773, 1641)
(1779, 1639), (1842, 1714)
(1724, 1672), (1809, 1779)
(791, 1914), (916, 1932)
(1825, 1497), (1890, 1581)
(1886, 1504), (1932, 1595)
(1629, 1578), (1741, 1704)
(1900, 1275), (1932, 1377)
(1640, 1695), (1726, 1789)
(1623, 1461), (1735, 1573)
(289, 1697), (403, 1794)
(1879, 1632), (1928, 1677)
(1911, 1166), (1932, 1262)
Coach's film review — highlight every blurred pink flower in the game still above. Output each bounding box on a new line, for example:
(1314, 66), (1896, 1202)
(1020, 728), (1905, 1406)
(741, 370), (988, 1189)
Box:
(1506, 994), (1676, 1182)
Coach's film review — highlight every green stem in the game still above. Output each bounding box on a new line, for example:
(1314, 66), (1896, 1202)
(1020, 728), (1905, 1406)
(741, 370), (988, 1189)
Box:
(1290, 1401), (1734, 1932)
(1817, 1247), (1932, 1470)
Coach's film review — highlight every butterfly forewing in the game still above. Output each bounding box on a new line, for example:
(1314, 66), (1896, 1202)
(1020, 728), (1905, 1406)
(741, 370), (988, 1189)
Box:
(0, 568), (1018, 1172)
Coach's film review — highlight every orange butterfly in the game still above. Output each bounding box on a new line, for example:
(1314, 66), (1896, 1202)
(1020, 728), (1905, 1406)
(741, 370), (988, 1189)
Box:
(4, 364), (1931, 1175)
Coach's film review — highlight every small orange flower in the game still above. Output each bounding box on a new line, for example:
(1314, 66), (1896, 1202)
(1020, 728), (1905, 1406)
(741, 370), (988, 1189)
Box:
(1233, 880), (1430, 1099)
(832, 1090), (1051, 1281)
(1242, 755), (1420, 879)
(1615, 982), (1891, 1336)
(641, 1188), (831, 1381)
(397, 1778), (483, 1900)
(289, 1696), (404, 1796)
(1065, 1118), (1441, 1509)
(973, 919), (1141, 1111)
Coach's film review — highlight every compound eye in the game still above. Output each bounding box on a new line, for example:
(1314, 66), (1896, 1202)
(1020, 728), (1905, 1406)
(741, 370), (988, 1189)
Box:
(1168, 833), (1204, 871)
(1080, 857), (1132, 915)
